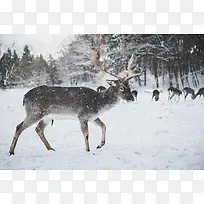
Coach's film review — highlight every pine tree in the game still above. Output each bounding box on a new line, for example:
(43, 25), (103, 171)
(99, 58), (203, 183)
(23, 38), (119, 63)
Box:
(19, 45), (34, 80)
(12, 50), (20, 66)
(0, 48), (12, 87)
(31, 54), (49, 85)
(9, 49), (21, 85)
(0, 53), (7, 87)
(47, 54), (61, 86)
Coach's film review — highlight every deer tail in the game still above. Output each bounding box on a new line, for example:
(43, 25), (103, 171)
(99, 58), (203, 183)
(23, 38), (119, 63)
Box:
(23, 95), (27, 106)
(51, 119), (54, 126)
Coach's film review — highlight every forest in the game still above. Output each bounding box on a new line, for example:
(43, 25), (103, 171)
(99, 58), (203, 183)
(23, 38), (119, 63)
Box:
(1, 34), (204, 89)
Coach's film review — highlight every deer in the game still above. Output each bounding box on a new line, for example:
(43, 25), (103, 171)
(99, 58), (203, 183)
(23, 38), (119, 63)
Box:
(97, 86), (106, 92)
(152, 90), (160, 101)
(183, 87), (196, 100)
(168, 87), (182, 102)
(9, 48), (138, 156)
(195, 87), (204, 98)
(131, 90), (138, 101)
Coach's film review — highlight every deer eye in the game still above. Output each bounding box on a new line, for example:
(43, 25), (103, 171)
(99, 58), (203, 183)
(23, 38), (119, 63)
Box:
(120, 87), (125, 92)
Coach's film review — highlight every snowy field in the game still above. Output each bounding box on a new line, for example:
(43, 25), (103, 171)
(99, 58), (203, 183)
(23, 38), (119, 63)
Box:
(1, 87), (204, 170)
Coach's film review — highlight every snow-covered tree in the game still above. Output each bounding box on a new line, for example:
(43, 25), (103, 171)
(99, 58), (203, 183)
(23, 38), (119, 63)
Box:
(30, 54), (49, 86)
(19, 45), (34, 81)
(47, 54), (62, 86)
(59, 35), (98, 85)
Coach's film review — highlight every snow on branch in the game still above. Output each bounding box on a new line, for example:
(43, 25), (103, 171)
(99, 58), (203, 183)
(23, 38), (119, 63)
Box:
(4, 61), (23, 85)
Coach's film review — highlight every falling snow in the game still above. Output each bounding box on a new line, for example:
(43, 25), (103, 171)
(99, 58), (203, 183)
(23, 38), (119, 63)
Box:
(1, 88), (204, 170)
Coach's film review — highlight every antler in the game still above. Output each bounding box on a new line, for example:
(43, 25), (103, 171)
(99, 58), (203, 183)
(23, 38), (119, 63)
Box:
(123, 54), (137, 81)
(91, 46), (142, 82)
(127, 54), (134, 72)
(91, 48), (123, 80)
(122, 54), (134, 77)
(123, 54), (144, 81)
(91, 48), (100, 69)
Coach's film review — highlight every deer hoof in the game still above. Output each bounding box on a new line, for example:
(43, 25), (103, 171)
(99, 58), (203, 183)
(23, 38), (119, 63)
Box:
(9, 151), (15, 156)
(48, 147), (55, 151)
(96, 141), (105, 149)
(86, 148), (90, 152)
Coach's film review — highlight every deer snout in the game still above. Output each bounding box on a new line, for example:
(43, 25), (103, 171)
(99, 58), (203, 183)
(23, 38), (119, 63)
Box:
(127, 95), (135, 102)
(155, 97), (159, 101)
(192, 95), (196, 100)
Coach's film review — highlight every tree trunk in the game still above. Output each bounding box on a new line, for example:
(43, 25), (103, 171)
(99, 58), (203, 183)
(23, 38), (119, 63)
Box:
(184, 52), (190, 86)
(144, 66), (147, 86)
(178, 55), (184, 87)
(136, 76), (142, 87)
(152, 56), (159, 88)
(194, 56), (200, 87)
(168, 58), (173, 87)
(173, 59), (179, 88)
(162, 66), (165, 87)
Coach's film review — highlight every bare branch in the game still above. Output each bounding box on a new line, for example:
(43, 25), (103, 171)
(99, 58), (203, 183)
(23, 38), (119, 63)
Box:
(4, 61), (23, 85)
(137, 53), (169, 62)
(156, 34), (170, 53)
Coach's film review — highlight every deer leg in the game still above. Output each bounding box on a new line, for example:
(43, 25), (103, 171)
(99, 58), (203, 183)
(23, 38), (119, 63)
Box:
(9, 121), (25, 155)
(170, 93), (175, 103)
(79, 119), (90, 152)
(176, 95), (180, 103)
(168, 92), (173, 103)
(152, 95), (154, 101)
(9, 116), (40, 155)
(94, 118), (106, 149)
(35, 120), (55, 151)
(184, 93), (188, 100)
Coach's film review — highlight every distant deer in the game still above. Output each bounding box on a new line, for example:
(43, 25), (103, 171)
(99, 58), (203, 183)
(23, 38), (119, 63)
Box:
(195, 87), (204, 98)
(183, 87), (196, 100)
(9, 49), (138, 155)
(131, 90), (138, 101)
(168, 87), (182, 102)
(152, 90), (160, 101)
(97, 86), (106, 92)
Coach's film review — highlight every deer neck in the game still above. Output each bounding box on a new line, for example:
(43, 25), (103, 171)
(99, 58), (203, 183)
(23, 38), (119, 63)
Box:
(100, 86), (120, 107)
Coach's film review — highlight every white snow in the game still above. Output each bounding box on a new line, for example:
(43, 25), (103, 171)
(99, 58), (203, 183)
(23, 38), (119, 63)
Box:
(1, 87), (204, 170)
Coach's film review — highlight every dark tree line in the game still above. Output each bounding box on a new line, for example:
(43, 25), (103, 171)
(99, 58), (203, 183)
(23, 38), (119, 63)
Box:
(1, 35), (204, 89)
(0, 45), (61, 89)
(103, 34), (204, 88)
(60, 34), (204, 88)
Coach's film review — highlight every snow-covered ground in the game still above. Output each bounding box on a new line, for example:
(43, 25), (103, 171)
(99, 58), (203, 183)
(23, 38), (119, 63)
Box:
(1, 87), (204, 170)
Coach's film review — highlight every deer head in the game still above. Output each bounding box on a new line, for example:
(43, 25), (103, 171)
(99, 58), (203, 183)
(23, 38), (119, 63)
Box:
(105, 79), (134, 101)
(91, 47), (137, 102)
